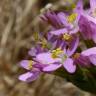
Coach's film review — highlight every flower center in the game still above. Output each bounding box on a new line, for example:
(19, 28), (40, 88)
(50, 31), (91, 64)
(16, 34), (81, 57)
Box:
(62, 54), (68, 62)
(63, 33), (72, 41)
(67, 13), (77, 23)
(73, 53), (80, 59)
(51, 48), (63, 58)
(28, 60), (34, 70)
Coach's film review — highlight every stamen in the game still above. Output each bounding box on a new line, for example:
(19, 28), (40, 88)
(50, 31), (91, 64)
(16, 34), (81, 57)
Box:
(63, 33), (72, 41)
(51, 48), (63, 58)
(41, 38), (47, 48)
(73, 53), (80, 59)
(67, 13), (77, 23)
(28, 60), (33, 70)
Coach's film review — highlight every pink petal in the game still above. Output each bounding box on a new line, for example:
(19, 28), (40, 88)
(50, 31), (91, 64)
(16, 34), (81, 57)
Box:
(90, 0), (96, 10)
(19, 72), (39, 82)
(89, 55), (96, 66)
(43, 63), (62, 72)
(57, 12), (68, 26)
(81, 47), (96, 56)
(74, 0), (83, 14)
(19, 60), (32, 70)
(36, 52), (61, 64)
(67, 36), (79, 56)
(50, 28), (68, 36)
(63, 58), (76, 73)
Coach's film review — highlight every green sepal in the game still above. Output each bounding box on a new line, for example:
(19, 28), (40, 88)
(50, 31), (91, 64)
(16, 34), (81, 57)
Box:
(54, 66), (96, 94)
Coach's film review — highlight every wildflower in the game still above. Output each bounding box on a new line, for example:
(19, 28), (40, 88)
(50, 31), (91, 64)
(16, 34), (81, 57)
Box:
(18, 60), (44, 82)
(78, 0), (96, 43)
(41, 0), (81, 32)
(36, 47), (76, 73)
(40, 1), (82, 52)
(48, 32), (79, 56)
(42, 10), (79, 36)
(72, 47), (96, 67)
(49, 0), (83, 39)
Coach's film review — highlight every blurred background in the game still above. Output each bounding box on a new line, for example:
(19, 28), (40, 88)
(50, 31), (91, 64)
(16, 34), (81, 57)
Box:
(0, 0), (95, 96)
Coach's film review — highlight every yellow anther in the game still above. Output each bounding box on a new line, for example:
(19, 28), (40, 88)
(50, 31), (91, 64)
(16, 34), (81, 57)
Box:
(51, 48), (63, 58)
(63, 33), (72, 41)
(67, 13), (77, 23)
(41, 38), (47, 48)
(71, 4), (76, 9)
(73, 53), (80, 59)
(28, 60), (33, 70)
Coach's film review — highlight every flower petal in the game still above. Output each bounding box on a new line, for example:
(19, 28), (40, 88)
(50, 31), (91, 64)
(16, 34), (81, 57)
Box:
(78, 15), (92, 40)
(81, 47), (96, 56)
(18, 72), (39, 82)
(50, 28), (67, 36)
(67, 35), (79, 56)
(43, 63), (62, 72)
(28, 47), (37, 56)
(43, 11), (62, 28)
(89, 55), (96, 66)
(90, 0), (96, 10)
(75, 55), (91, 67)
(70, 27), (79, 34)
(36, 52), (61, 64)
(55, 39), (65, 48)
(90, 22), (96, 43)
(74, 0), (83, 14)
(19, 60), (32, 70)
(57, 12), (68, 26)
(63, 58), (76, 73)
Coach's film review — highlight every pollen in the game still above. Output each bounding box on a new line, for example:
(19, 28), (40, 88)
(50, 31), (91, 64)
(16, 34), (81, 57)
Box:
(41, 38), (47, 48)
(67, 13), (77, 23)
(63, 33), (72, 41)
(28, 60), (33, 70)
(73, 53), (80, 59)
(51, 48), (63, 58)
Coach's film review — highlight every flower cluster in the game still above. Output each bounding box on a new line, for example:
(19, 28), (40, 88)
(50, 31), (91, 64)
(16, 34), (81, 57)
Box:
(19, 0), (96, 83)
